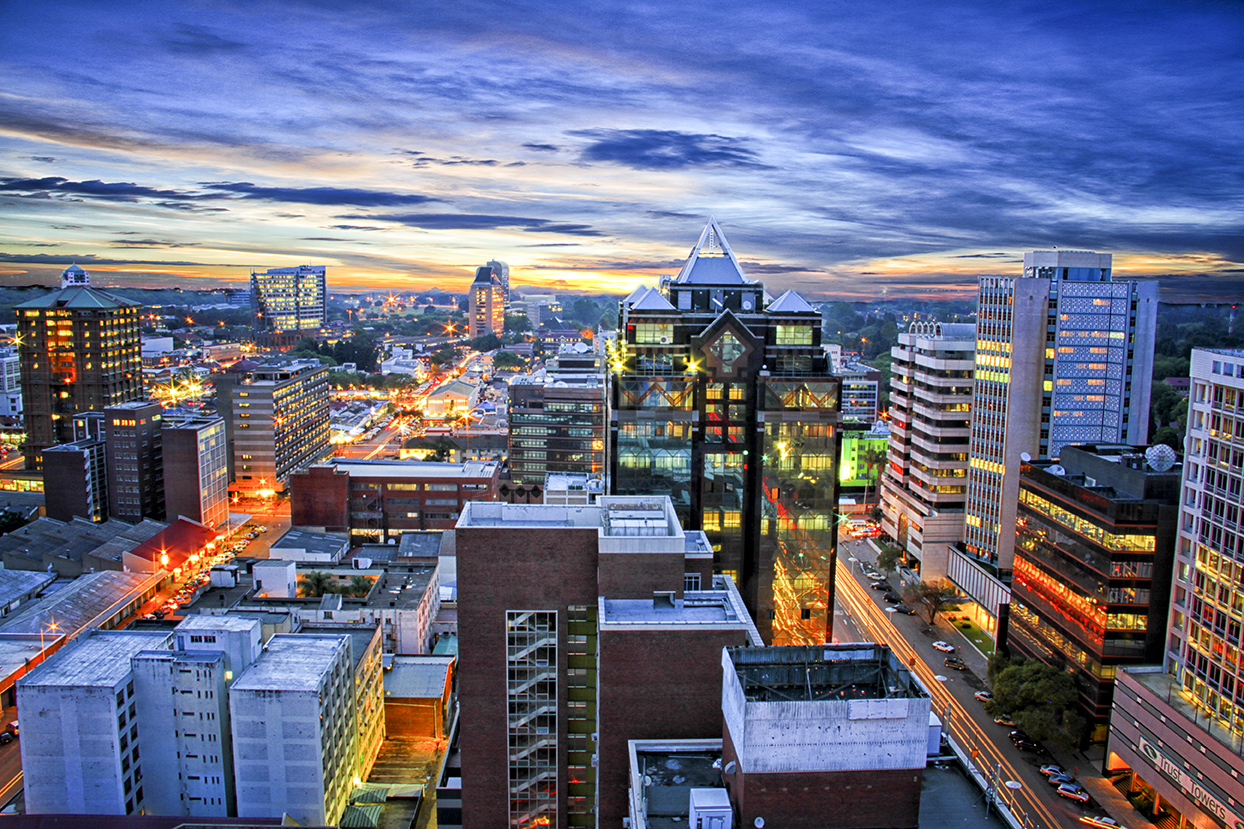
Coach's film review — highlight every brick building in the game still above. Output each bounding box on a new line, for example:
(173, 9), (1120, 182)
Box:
(290, 459), (499, 542)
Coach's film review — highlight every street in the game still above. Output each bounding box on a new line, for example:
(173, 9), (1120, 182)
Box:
(836, 536), (1110, 829)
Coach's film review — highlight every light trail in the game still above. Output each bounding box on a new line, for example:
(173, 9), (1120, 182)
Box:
(835, 557), (1066, 829)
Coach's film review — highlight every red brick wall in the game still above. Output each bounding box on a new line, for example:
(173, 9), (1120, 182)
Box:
(596, 627), (751, 825)
(722, 726), (922, 829)
(597, 551), (686, 599)
(457, 525), (601, 829)
(290, 465), (349, 530)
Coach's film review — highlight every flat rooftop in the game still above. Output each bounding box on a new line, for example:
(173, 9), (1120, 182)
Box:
(728, 643), (928, 702)
(384, 655), (454, 699)
(175, 614), (261, 634)
(271, 528), (347, 558)
(22, 630), (171, 689)
(231, 634), (347, 692)
(331, 459), (498, 479)
(298, 625), (378, 670)
(1, 570), (153, 636)
(602, 577), (762, 644)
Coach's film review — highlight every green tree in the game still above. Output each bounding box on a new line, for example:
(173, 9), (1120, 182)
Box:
(494, 352), (526, 371)
(985, 660), (1085, 750)
(901, 578), (959, 626)
(298, 571), (333, 598)
(505, 314), (532, 333)
(875, 546), (901, 577)
(348, 575), (374, 598)
(860, 446), (888, 506)
(469, 333), (503, 352)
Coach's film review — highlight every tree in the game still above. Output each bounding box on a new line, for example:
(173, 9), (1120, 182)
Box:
(875, 546), (901, 577)
(348, 575), (374, 598)
(901, 578), (959, 626)
(493, 352), (526, 371)
(469, 333), (503, 352)
(859, 446), (888, 506)
(985, 660), (1086, 750)
(298, 571), (334, 598)
(505, 314), (532, 333)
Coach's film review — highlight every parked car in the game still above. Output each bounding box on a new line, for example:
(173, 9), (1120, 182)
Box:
(1039, 764), (1066, 777)
(1015, 738), (1042, 753)
(1078, 817), (1120, 828)
(1057, 784), (1090, 803)
(0, 733), (11, 745)
(1009, 730), (1032, 743)
(883, 592), (903, 603)
(932, 641), (956, 652)
(944, 657), (967, 671)
(974, 690), (994, 703)
(870, 581), (892, 591)
(1048, 773), (1077, 787)
(893, 604), (917, 615)
(994, 715), (1016, 727)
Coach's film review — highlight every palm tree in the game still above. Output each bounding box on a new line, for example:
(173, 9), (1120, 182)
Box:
(860, 446), (888, 508)
(348, 575), (373, 598)
(298, 571), (333, 598)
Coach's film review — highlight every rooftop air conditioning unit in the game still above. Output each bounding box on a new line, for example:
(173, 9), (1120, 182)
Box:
(659, 336), (670, 344)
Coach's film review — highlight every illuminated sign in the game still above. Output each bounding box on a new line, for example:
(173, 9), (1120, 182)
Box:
(1136, 736), (1244, 829)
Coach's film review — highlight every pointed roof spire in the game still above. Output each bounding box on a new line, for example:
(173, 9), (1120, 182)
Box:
(767, 290), (816, 313)
(630, 286), (676, 311)
(61, 262), (90, 288)
(674, 218), (748, 285)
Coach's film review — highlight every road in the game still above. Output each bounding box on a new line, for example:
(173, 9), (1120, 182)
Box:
(836, 536), (1097, 829)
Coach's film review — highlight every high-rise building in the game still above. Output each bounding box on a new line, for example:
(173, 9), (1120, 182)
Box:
(1166, 349), (1244, 733)
(15, 264), (143, 468)
(455, 497), (760, 829)
(42, 436), (108, 522)
(106, 400), (165, 523)
(508, 344), (605, 484)
(469, 265), (505, 338)
(954, 251), (1158, 635)
(162, 412), (229, 529)
(837, 360), (882, 424)
(880, 322), (975, 580)
(1103, 349), (1244, 829)
(1008, 444), (1179, 741)
(0, 345), (21, 420)
(250, 265), (327, 333)
(215, 359), (331, 496)
(486, 258), (510, 311)
(607, 220), (841, 645)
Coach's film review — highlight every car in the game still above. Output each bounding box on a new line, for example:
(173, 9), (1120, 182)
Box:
(1078, 817), (1120, 828)
(870, 581), (892, 591)
(944, 657), (968, 671)
(883, 592), (903, 603)
(0, 733), (11, 745)
(1009, 730), (1032, 743)
(994, 715), (1016, 727)
(932, 641), (956, 652)
(974, 690), (994, 703)
(1048, 773), (1077, 787)
(1039, 764), (1066, 777)
(1015, 739), (1042, 753)
(893, 604), (917, 615)
(1057, 784), (1090, 803)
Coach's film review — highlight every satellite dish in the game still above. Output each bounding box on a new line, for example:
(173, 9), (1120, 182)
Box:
(1146, 443), (1177, 472)
(742, 299), (753, 311)
(724, 760), (737, 775)
(1020, 452), (1032, 463)
(1048, 465), (1066, 476)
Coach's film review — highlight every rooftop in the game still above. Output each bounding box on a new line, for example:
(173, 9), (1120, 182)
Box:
(601, 576), (762, 644)
(231, 634), (348, 692)
(0, 569), (56, 608)
(728, 643), (928, 702)
(270, 528), (348, 559)
(330, 459), (498, 479)
(20, 630), (171, 689)
(14, 285), (141, 310)
(298, 624), (379, 670)
(1, 570), (154, 636)
(175, 614), (261, 634)
(384, 655), (454, 699)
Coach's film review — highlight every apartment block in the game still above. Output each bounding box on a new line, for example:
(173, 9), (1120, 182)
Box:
(162, 412), (229, 529)
(106, 400), (165, 523)
(469, 265), (505, 338)
(508, 345), (605, 484)
(251, 265), (327, 333)
(880, 322), (975, 580)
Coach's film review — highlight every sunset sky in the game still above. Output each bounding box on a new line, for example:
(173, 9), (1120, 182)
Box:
(1, 0), (1241, 301)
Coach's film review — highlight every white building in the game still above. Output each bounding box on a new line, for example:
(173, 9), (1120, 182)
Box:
(0, 346), (21, 418)
(19, 630), (173, 816)
(230, 634), (356, 825)
(954, 251), (1158, 635)
(880, 322), (975, 581)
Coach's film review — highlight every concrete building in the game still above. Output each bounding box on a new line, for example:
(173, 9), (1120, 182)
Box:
(18, 629), (174, 816)
(268, 528), (349, 564)
(880, 321), (975, 581)
(837, 360), (882, 424)
(215, 359), (331, 495)
(955, 251), (1158, 636)
(42, 436), (108, 523)
(608, 220), (841, 646)
(1008, 445), (1180, 741)
(162, 412), (229, 529)
(720, 644), (931, 829)
(455, 496), (760, 829)
(0, 346), (21, 421)
(291, 459), (499, 542)
(469, 265), (505, 338)
(250, 265), (327, 333)
(105, 400), (165, 523)
(15, 264), (143, 468)
(425, 378), (479, 419)
(229, 634), (356, 825)
(383, 655), (454, 739)
(508, 345), (606, 484)
(486, 258), (510, 311)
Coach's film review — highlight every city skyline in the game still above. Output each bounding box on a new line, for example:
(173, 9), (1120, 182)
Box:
(2, 0), (1242, 301)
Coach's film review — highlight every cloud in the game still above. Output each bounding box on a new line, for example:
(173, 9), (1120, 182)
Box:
(570, 129), (766, 170)
(29, 156), (56, 163)
(164, 24), (247, 54)
(0, 176), (198, 201)
(201, 182), (441, 207)
(109, 238), (200, 248)
(522, 143), (560, 152)
(339, 213), (604, 235)
(330, 224), (390, 231)
(0, 253), (224, 267)
(949, 252), (1012, 259)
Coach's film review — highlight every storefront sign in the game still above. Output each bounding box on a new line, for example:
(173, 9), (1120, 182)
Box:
(1137, 736), (1244, 829)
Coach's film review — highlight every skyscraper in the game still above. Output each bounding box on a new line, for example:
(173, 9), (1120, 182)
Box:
(162, 412), (229, 529)
(486, 258), (510, 311)
(468, 265), (505, 338)
(607, 220), (841, 645)
(508, 344), (605, 484)
(215, 359), (331, 496)
(954, 251), (1158, 635)
(106, 400), (165, 522)
(250, 265), (327, 333)
(880, 321), (975, 581)
(15, 264), (142, 468)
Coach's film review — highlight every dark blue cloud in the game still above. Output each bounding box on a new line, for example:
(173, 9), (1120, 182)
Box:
(339, 213), (604, 235)
(569, 129), (765, 170)
(201, 182), (440, 207)
(0, 176), (197, 201)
